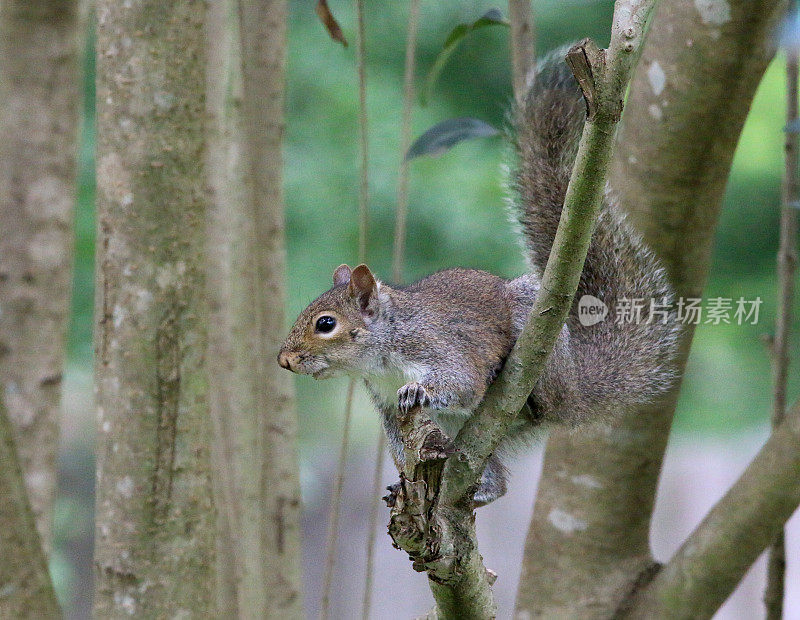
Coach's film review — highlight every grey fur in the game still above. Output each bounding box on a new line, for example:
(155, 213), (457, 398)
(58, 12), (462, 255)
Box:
(278, 48), (680, 506)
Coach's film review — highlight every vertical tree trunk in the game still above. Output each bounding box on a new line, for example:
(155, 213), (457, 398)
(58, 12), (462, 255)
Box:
(0, 400), (61, 618)
(93, 2), (217, 616)
(205, 0), (304, 616)
(0, 0), (82, 551)
(515, 0), (787, 616)
(240, 2), (304, 612)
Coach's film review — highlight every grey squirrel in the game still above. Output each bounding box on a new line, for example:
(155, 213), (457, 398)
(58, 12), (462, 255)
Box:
(277, 48), (680, 506)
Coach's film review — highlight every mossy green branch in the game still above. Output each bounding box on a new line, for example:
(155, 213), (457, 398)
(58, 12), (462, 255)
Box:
(388, 1), (660, 617)
(444, 2), (657, 506)
(515, 1), (788, 616)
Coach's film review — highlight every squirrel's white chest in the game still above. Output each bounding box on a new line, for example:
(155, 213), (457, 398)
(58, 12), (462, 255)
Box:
(363, 367), (422, 407)
(362, 368), (471, 439)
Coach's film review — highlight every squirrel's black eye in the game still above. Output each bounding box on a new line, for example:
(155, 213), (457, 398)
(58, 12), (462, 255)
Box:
(315, 315), (337, 333)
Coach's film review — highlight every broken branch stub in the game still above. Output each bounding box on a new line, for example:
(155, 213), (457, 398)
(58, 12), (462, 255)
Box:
(388, 405), (458, 572)
(566, 38), (603, 120)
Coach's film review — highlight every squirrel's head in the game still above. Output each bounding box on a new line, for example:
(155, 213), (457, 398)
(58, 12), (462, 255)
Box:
(277, 264), (388, 379)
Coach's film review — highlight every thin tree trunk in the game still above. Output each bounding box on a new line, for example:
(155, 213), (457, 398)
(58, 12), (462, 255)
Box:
(508, 0), (534, 105)
(238, 0), (304, 613)
(205, 0), (304, 617)
(0, 399), (61, 618)
(93, 2), (217, 616)
(0, 0), (82, 552)
(515, 0), (787, 616)
(764, 43), (799, 620)
(324, 0), (370, 614)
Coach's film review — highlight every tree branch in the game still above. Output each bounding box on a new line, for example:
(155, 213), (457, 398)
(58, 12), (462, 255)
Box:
(0, 399), (61, 618)
(621, 399), (800, 618)
(388, 1), (658, 615)
(515, 1), (788, 615)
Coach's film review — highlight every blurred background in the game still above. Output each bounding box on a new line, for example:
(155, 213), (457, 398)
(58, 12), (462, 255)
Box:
(57, 0), (800, 617)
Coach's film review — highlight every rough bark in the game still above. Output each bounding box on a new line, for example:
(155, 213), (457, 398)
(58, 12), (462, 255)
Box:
(0, 0), (82, 551)
(93, 2), (217, 616)
(515, 1), (787, 616)
(388, 2), (659, 615)
(764, 43), (799, 620)
(204, 0), (304, 617)
(622, 400), (800, 618)
(0, 399), (61, 618)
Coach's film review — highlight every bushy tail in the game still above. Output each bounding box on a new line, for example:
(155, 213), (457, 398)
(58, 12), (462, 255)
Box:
(511, 47), (680, 416)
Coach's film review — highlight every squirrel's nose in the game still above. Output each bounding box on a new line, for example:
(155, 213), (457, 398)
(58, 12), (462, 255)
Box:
(277, 351), (291, 370)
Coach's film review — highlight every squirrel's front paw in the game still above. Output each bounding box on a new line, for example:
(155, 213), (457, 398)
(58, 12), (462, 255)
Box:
(382, 481), (401, 507)
(397, 382), (434, 413)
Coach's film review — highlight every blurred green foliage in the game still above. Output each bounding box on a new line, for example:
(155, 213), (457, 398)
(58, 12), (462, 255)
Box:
(69, 0), (799, 450)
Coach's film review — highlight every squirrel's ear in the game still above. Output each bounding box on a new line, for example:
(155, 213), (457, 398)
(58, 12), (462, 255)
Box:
(349, 264), (377, 313)
(333, 264), (352, 287)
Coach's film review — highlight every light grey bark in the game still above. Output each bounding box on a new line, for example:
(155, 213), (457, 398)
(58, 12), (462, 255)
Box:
(205, 0), (304, 617)
(388, 2), (659, 616)
(93, 1), (217, 616)
(0, 0), (82, 551)
(241, 0), (307, 580)
(0, 399), (61, 618)
(514, 0), (787, 616)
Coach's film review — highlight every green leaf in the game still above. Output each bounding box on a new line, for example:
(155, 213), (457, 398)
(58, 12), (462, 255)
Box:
(315, 0), (348, 47)
(405, 118), (500, 160)
(422, 9), (509, 106)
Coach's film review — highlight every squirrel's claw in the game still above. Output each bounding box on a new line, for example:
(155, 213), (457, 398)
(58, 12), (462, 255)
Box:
(383, 482), (401, 507)
(397, 382), (432, 413)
